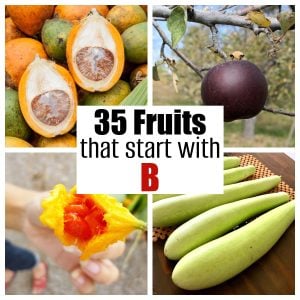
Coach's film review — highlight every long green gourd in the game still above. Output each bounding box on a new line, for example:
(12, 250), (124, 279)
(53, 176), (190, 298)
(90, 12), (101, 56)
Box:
(164, 192), (289, 260)
(223, 165), (255, 185)
(153, 175), (281, 227)
(224, 156), (240, 169)
(172, 200), (295, 290)
(153, 165), (255, 203)
(153, 194), (182, 202)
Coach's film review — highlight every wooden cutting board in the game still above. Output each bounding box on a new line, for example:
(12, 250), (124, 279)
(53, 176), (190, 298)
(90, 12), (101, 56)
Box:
(153, 153), (295, 295)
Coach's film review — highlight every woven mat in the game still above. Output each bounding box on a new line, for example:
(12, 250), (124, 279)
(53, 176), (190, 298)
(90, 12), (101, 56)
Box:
(153, 154), (295, 242)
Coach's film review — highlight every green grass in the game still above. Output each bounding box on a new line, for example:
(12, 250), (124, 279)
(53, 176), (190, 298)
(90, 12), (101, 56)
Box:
(153, 81), (195, 105)
(224, 112), (294, 147)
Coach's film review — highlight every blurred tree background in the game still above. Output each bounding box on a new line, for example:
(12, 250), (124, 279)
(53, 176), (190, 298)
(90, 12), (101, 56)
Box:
(153, 6), (295, 147)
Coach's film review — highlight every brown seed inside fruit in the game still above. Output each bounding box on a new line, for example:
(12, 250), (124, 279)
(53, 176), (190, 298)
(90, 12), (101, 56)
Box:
(31, 90), (70, 126)
(76, 47), (114, 81)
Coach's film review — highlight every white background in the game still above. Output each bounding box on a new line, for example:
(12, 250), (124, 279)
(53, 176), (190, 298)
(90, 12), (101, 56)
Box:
(77, 106), (224, 194)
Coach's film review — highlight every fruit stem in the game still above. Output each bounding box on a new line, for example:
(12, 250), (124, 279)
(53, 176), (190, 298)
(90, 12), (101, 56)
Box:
(136, 220), (147, 231)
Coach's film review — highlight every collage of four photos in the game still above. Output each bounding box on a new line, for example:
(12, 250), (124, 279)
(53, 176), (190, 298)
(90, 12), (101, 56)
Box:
(4, 3), (295, 296)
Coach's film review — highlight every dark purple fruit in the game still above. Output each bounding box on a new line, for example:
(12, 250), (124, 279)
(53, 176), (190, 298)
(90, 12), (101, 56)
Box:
(201, 61), (268, 122)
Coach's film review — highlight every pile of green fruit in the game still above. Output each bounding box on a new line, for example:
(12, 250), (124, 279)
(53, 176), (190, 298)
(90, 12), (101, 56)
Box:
(5, 5), (148, 147)
(153, 156), (294, 290)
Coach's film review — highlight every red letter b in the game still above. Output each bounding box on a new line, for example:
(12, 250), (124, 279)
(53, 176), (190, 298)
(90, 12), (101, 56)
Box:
(141, 163), (159, 191)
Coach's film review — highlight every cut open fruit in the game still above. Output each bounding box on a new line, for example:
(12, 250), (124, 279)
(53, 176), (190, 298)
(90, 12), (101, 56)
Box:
(40, 185), (146, 259)
(64, 195), (108, 241)
(19, 56), (77, 138)
(67, 9), (124, 92)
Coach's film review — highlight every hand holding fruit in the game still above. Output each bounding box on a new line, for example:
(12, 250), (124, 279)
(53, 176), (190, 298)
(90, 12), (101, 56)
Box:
(6, 183), (125, 294)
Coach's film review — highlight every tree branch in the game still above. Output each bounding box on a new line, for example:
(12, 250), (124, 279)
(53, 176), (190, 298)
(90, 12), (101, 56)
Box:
(153, 5), (282, 31)
(153, 6), (294, 119)
(153, 21), (208, 78)
(234, 5), (272, 16)
(218, 5), (236, 12)
(160, 42), (166, 60)
(208, 26), (227, 61)
(263, 106), (295, 117)
(153, 17), (167, 21)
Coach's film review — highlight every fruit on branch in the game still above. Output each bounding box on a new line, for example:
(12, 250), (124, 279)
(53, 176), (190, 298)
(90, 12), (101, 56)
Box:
(201, 61), (268, 122)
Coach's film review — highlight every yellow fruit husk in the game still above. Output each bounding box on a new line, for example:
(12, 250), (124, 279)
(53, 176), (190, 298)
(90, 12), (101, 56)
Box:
(40, 184), (146, 260)
(19, 56), (77, 138)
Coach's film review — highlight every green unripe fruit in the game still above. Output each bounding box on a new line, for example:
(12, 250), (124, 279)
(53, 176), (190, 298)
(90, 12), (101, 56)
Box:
(122, 22), (147, 64)
(41, 18), (73, 61)
(5, 87), (32, 140)
(81, 80), (131, 105)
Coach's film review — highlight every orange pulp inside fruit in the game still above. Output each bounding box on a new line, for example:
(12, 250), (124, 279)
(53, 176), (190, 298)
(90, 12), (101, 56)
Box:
(64, 194), (107, 241)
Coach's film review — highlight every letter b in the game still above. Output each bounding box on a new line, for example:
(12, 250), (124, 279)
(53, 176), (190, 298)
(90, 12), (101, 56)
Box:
(141, 163), (159, 191)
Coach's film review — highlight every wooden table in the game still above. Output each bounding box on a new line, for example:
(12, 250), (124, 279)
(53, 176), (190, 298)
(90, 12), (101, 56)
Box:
(153, 153), (295, 295)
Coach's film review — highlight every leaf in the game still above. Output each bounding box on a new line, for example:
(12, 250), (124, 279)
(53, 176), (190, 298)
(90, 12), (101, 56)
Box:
(128, 195), (147, 222)
(277, 12), (295, 34)
(172, 71), (179, 93)
(133, 197), (147, 222)
(167, 6), (187, 48)
(153, 64), (160, 81)
(127, 194), (142, 212)
(120, 78), (147, 105)
(247, 11), (271, 28)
